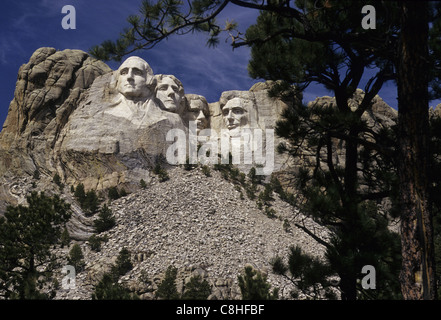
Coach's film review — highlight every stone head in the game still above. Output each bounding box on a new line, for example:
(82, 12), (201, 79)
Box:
(115, 56), (154, 101)
(185, 94), (210, 133)
(219, 93), (255, 136)
(155, 74), (185, 114)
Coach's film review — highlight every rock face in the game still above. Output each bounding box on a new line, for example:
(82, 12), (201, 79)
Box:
(0, 48), (291, 211)
(0, 48), (399, 299)
(53, 166), (329, 300)
(0, 47), (112, 177)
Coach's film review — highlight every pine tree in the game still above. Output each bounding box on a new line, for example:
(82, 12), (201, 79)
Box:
(396, 1), (436, 299)
(272, 245), (336, 299)
(60, 227), (70, 248)
(108, 186), (120, 200)
(92, 273), (138, 300)
(238, 265), (278, 300)
(94, 204), (116, 233)
(68, 244), (85, 272)
(111, 248), (133, 278)
(0, 192), (71, 299)
(90, 0), (441, 298)
(181, 275), (212, 300)
(83, 189), (100, 216)
(74, 183), (86, 205)
(155, 265), (180, 300)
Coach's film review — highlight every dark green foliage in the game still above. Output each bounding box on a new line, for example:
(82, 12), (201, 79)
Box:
(153, 162), (170, 182)
(83, 190), (100, 216)
(92, 273), (138, 300)
(183, 157), (196, 171)
(108, 186), (120, 200)
(201, 165), (211, 177)
(264, 206), (276, 219)
(181, 275), (212, 300)
(325, 202), (402, 300)
(53, 173), (64, 191)
(111, 248), (133, 278)
(238, 266), (278, 300)
(94, 204), (116, 233)
(140, 179), (147, 189)
(248, 167), (263, 185)
(74, 183), (86, 204)
(258, 183), (273, 206)
(274, 94), (401, 299)
(88, 234), (108, 252)
(0, 192), (71, 299)
(154, 265), (212, 300)
(119, 188), (128, 197)
(245, 183), (257, 200)
(272, 246), (337, 299)
(74, 184), (100, 215)
(53, 173), (61, 186)
(60, 228), (70, 248)
(33, 169), (40, 180)
(91, 248), (137, 300)
(74, 183), (86, 207)
(156, 265), (180, 300)
(68, 244), (85, 272)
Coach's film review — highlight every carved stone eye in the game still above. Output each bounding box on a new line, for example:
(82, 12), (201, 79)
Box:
(132, 68), (143, 76)
(232, 107), (244, 115)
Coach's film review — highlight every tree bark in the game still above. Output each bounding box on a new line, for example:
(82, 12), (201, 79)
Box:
(397, 1), (436, 300)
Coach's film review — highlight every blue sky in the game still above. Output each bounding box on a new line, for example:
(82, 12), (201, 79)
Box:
(0, 0), (433, 129)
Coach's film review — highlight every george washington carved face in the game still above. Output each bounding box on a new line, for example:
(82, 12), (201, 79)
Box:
(116, 57), (154, 101)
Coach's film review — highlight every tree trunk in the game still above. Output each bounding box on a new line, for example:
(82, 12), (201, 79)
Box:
(397, 1), (437, 300)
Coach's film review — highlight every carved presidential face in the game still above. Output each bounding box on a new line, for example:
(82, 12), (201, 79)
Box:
(187, 97), (209, 133)
(156, 75), (185, 113)
(221, 97), (248, 133)
(117, 57), (153, 100)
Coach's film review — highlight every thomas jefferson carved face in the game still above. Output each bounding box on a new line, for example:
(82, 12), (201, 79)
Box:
(156, 75), (185, 114)
(116, 57), (153, 101)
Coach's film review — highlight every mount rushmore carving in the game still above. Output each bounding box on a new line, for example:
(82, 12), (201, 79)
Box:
(0, 48), (288, 199)
(0, 47), (397, 209)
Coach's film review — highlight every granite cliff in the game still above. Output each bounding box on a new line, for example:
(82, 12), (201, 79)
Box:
(0, 48), (400, 299)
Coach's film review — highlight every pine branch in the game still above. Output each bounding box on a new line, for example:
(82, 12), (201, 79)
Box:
(294, 222), (331, 250)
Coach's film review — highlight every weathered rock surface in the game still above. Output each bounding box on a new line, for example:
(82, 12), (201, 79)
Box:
(53, 166), (329, 300)
(0, 48), (400, 300)
(0, 47), (111, 175)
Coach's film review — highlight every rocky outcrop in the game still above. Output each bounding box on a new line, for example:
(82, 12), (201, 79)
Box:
(0, 48), (400, 300)
(0, 47), (111, 176)
(53, 166), (329, 300)
(0, 48), (111, 211)
(0, 48), (294, 208)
